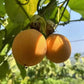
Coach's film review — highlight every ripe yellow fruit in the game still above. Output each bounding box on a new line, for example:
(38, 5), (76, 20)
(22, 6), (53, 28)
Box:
(46, 34), (71, 63)
(12, 29), (47, 66)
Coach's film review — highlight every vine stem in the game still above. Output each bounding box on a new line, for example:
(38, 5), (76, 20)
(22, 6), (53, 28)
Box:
(59, 18), (84, 26)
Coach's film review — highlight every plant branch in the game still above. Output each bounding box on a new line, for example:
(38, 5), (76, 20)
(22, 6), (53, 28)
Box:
(59, 18), (84, 26)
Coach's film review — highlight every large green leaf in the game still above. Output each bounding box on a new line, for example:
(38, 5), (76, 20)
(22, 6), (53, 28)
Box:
(23, 0), (39, 17)
(0, 0), (6, 17)
(5, 0), (39, 23)
(0, 61), (10, 79)
(68, 0), (84, 18)
(5, 0), (27, 23)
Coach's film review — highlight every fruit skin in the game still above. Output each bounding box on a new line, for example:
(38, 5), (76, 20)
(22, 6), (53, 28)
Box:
(46, 34), (71, 63)
(12, 29), (47, 66)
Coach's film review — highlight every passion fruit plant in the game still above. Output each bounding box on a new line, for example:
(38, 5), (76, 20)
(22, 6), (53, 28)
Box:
(0, 0), (84, 83)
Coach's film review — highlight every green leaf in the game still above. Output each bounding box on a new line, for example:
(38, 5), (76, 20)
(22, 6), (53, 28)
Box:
(39, 4), (70, 23)
(68, 0), (84, 18)
(0, 56), (4, 64)
(0, 22), (21, 52)
(5, 0), (39, 23)
(44, 0), (50, 4)
(49, 7), (70, 22)
(33, 80), (43, 84)
(39, 0), (46, 7)
(0, 61), (10, 79)
(64, 59), (71, 66)
(23, 0), (39, 17)
(52, 7), (70, 22)
(60, 7), (70, 22)
(5, 0), (28, 23)
(38, 0), (57, 20)
(0, 29), (6, 51)
(0, 17), (29, 52)
(44, 78), (57, 84)
(39, 0), (50, 7)
(0, 44), (9, 55)
(8, 56), (20, 75)
(81, 57), (84, 63)
(16, 62), (26, 79)
(39, 0), (70, 23)
(0, 0), (6, 17)
(50, 61), (56, 69)
(6, 21), (22, 39)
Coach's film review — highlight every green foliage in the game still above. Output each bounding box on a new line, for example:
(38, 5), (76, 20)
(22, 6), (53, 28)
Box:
(0, 61), (10, 79)
(16, 62), (26, 79)
(0, 29), (6, 51)
(38, 0), (58, 20)
(44, 0), (50, 4)
(0, 0), (6, 17)
(44, 78), (69, 84)
(5, 0), (28, 23)
(69, 0), (84, 18)
(60, 7), (70, 22)
(0, 54), (84, 83)
(0, 0), (84, 52)
(39, 6), (70, 23)
(22, 0), (39, 17)
(0, 56), (4, 64)
(74, 53), (81, 61)
(39, 0), (50, 7)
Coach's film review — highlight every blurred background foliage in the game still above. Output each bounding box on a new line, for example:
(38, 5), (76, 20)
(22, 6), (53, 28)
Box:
(0, 53), (84, 84)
